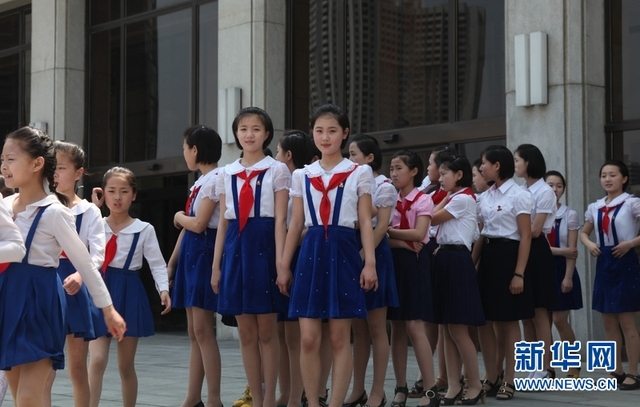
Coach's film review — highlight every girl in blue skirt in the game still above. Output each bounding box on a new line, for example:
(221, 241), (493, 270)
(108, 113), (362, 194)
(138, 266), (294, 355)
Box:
(212, 107), (291, 407)
(580, 160), (640, 390)
(280, 104), (377, 407)
(0, 127), (125, 407)
(88, 167), (171, 407)
(544, 170), (582, 378)
(344, 134), (398, 407)
(168, 125), (223, 407)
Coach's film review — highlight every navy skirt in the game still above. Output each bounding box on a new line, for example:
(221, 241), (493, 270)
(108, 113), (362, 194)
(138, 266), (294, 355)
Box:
(173, 228), (218, 311)
(356, 233), (399, 311)
(0, 263), (67, 370)
(432, 247), (485, 326)
(94, 266), (155, 338)
(218, 218), (284, 315)
(478, 239), (534, 321)
(57, 258), (100, 339)
(552, 256), (583, 311)
(526, 236), (558, 310)
(593, 247), (640, 313)
(387, 245), (434, 322)
(289, 226), (367, 319)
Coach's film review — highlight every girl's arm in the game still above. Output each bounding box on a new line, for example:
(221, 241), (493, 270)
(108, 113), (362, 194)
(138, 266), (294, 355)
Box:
(211, 195), (229, 294)
(372, 206), (392, 247)
(387, 214), (430, 242)
(174, 197), (217, 234)
(531, 213), (548, 238)
(142, 225), (171, 315)
(278, 196), (304, 296)
(471, 220), (484, 265)
(510, 213), (531, 295)
(430, 206), (455, 226)
(167, 228), (185, 284)
(0, 199), (26, 262)
(561, 228), (578, 293)
(580, 221), (601, 257)
(274, 188), (289, 279)
(358, 193), (378, 291)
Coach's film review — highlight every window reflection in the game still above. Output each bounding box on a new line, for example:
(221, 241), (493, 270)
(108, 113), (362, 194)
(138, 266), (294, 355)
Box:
(621, 130), (640, 196)
(610, 0), (640, 121)
(0, 55), (20, 137)
(199, 2), (218, 129)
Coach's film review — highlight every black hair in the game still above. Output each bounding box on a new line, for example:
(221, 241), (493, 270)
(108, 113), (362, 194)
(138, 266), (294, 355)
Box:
(54, 140), (85, 171)
(103, 166), (137, 193)
(350, 134), (382, 171)
(264, 148), (273, 158)
(0, 175), (14, 197)
(183, 125), (222, 164)
(231, 107), (274, 150)
(600, 160), (630, 191)
(310, 104), (351, 149)
(308, 133), (322, 160)
(392, 149), (424, 188)
(434, 146), (459, 167)
(482, 145), (515, 180)
(473, 157), (483, 169)
(544, 170), (566, 188)
(439, 153), (473, 188)
(279, 130), (315, 169)
(515, 144), (547, 179)
(6, 126), (68, 206)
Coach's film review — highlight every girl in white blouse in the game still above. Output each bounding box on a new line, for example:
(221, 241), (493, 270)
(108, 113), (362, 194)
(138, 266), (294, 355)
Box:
(0, 127), (125, 407)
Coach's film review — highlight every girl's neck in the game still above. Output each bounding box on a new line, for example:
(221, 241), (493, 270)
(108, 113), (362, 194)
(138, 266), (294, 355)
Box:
(606, 190), (624, 203)
(556, 201), (562, 209)
(319, 153), (344, 172)
(372, 171), (379, 178)
(240, 151), (266, 167)
(286, 162), (296, 174)
(58, 188), (82, 207)
(107, 212), (133, 225)
(493, 178), (506, 188)
(198, 163), (218, 175)
(525, 176), (539, 188)
(449, 186), (463, 194)
(15, 182), (48, 206)
(399, 184), (415, 198)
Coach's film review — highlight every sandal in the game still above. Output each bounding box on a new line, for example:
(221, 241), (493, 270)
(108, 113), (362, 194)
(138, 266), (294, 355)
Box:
(417, 387), (439, 407)
(481, 376), (501, 398)
(620, 374), (640, 391)
(435, 377), (448, 392)
(408, 379), (424, 398)
(609, 371), (627, 385)
(495, 382), (515, 401)
(391, 385), (409, 407)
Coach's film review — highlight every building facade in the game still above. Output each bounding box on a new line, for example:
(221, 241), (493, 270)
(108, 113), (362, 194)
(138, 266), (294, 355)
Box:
(0, 0), (638, 341)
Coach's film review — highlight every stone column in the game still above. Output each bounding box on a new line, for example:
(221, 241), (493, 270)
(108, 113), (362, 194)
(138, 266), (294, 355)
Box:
(505, 0), (606, 343)
(30, 0), (85, 144)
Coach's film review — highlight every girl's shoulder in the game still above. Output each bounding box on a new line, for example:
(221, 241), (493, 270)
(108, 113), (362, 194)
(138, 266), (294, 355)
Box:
(105, 218), (151, 234)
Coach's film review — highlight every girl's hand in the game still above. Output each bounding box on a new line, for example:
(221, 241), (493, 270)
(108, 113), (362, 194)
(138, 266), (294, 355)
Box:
(562, 247), (578, 259)
(509, 275), (524, 295)
(360, 263), (378, 292)
(102, 305), (126, 341)
(276, 265), (292, 296)
(211, 266), (221, 294)
(160, 291), (172, 315)
(62, 271), (83, 295)
(561, 277), (573, 293)
(612, 241), (632, 258)
(92, 187), (104, 208)
(413, 242), (424, 254)
(167, 265), (175, 288)
(586, 241), (601, 257)
(173, 211), (185, 229)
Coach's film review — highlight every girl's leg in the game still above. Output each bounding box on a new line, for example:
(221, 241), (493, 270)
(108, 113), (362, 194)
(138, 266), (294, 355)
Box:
(345, 318), (369, 404)
(498, 321), (521, 384)
(43, 369), (55, 407)
(299, 318), (323, 407)
(256, 313), (279, 407)
(441, 326), (462, 400)
(193, 307), (222, 407)
(67, 335), (92, 407)
(116, 337), (139, 407)
(477, 323), (498, 386)
(601, 313), (625, 378)
(367, 307), (390, 406)
(277, 321), (290, 406)
(531, 308), (553, 373)
(6, 359), (53, 407)
(319, 323), (332, 402)
(88, 336), (112, 407)
(432, 324), (446, 389)
(284, 321), (304, 407)
(390, 321), (408, 405)
(182, 308), (205, 407)
(406, 320), (435, 406)
(448, 324), (482, 400)
(327, 318), (354, 407)
(494, 322), (505, 377)
(618, 312), (640, 381)
(552, 311), (579, 376)
(236, 314), (266, 407)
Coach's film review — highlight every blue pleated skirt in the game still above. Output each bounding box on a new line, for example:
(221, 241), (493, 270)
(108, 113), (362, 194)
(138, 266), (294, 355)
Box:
(387, 245), (434, 322)
(593, 247), (640, 313)
(218, 218), (284, 315)
(173, 228), (218, 311)
(432, 247), (485, 326)
(289, 226), (367, 319)
(356, 233), (399, 310)
(552, 256), (583, 311)
(57, 258), (100, 340)
(278, 248), (300, 322)
(94, 267), (155, 338)
(0, 263), (67, 370)
(526, 236), (558, 310)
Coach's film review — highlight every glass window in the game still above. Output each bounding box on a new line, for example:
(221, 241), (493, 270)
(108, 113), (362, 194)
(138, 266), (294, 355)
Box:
(0, 54), (20, 136)
(90, 0), (121, 26)
(199, 2), (218, 128)
(126, 0), (188, 17)
(456, 138), (506, 163)
(619, 130), (640, 195)
(610, 0), (640, 121)
(0, 12), (20, 51)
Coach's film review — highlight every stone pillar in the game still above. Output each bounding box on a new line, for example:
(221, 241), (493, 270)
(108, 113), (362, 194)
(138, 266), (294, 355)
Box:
(216, 0), (287, 340)
(505, 0), (606, 343)
(30, 0), (85, 144)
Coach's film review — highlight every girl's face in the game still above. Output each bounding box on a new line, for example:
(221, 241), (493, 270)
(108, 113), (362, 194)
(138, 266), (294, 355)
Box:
(514, 152), (527, 178)
(54, 151), (83, 193)
(236, 114), (269, 154)
(182, 140), (198, 171)
(480, 155), (499, 183)
(313, 115), (348, 158)
(348, 142), (373, 166)
(600, 165), (627, 195)
(472, 165), (489, 192)
(104, 174), (136, 215)
(439, 165), (462, 192)
(545, 175), (565, 201)
(427, 152), (440, 182)
(275, 141), (290, 165)
(390, 157), (417, 190)
(0, 138), (41, 189)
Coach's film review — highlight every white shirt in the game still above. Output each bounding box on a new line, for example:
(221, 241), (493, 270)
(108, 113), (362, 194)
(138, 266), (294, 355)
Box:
(3, 194), (112, 308)
(436, 188), (479, 251)
(522, 178), (557, 234)
(428, 187), (446, 238)
(372, 174), (396, 228)
(585, 193), (640, 246)
(192, 168), (221, 229)
(0, 193), (26, 262)
(290, 159), (375, 229)
(63, 199), (105, 270)
(217, 156), (291, 220)
(552, 204), (580, 248)
(478, 179), (535, 241)
(103, 219), (169, 294)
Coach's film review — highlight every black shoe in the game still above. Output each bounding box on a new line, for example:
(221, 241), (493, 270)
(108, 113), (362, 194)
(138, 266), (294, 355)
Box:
(439, 388), (463, 405)
(390, 385), (408, 407)
(417, 386), (439, 407)
(343, 391), (368, 407)
(457, 389), (486, 405)
(620, 374), (640, 391)
(363, 394), (386, 407)
(193, 402), (205, 407)
(481, 376), (501, 398)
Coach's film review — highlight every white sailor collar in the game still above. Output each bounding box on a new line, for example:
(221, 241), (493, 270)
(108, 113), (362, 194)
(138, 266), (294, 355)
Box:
(105, 218), (148, 234)
(375, 174), (391, 186)
(70, 199), (95, 216)
(304, 158), (358, 178)
(595, 192), (631, 209)
(4, 193), (62, 219)
(555, 204), (568, 218)
(226, 156), (275, 175)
